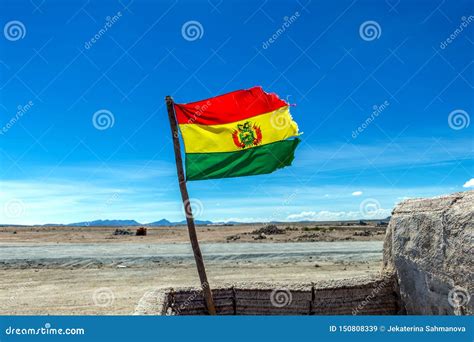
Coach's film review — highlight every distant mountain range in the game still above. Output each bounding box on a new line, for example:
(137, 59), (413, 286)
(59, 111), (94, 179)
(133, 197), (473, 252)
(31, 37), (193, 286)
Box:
(1, 217), (391, 227)
(41, 217), (390, 227)
(65, 219), (214, 227)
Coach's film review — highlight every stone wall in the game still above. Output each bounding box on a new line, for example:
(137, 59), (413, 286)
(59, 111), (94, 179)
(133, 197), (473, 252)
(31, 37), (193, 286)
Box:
(135, 275), (400, 315)
(383, 190), (473, 315)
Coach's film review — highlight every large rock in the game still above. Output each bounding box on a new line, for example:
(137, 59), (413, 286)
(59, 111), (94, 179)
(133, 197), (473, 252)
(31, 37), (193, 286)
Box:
(383, 190), (473, 315)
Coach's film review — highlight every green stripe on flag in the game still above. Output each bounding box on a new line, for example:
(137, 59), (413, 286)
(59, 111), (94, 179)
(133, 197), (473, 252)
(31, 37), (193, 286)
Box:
(185, 139), (300, 181)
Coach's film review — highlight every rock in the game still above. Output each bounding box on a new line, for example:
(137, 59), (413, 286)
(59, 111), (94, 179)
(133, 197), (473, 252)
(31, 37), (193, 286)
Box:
(297, 233), (320, 242)
(253, 233), (267, 240)
(226, 234), (240, 241)
(353, 230), (371, 236)
(113, 229), (133, 236)
(252, 225), (285, 235)
(383, 190), (473, 315)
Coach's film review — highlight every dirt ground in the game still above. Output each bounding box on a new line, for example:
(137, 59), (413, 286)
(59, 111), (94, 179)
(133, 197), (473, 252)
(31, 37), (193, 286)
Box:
(0, 223), (386, 244)
(0, 223), (386, 315)
(0, 261), (381, 315)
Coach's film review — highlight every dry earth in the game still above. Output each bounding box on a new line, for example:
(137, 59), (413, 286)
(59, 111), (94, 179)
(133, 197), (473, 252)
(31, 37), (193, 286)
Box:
(0, 223), (385, 315)
(0, 222), (386, 244)
(0, 262), (381, 315)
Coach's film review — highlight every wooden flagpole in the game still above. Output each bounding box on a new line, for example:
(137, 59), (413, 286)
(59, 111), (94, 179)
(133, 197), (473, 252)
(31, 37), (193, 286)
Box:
(165, 95), (217, 315)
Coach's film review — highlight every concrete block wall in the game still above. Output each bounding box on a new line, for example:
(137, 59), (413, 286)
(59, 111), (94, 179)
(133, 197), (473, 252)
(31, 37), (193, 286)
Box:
(157, 275), (400, 315)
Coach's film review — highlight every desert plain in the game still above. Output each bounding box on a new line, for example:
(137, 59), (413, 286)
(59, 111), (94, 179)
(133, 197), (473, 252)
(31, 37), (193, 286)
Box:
(0, 221), (387, 314)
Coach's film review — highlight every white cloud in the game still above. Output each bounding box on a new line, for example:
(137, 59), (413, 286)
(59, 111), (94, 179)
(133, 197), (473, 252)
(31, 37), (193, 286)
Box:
(286, 208), (391, 221)
(352, 191), (363, 196)
(463, 178), (474, 188)
(286, 211), (319, 221)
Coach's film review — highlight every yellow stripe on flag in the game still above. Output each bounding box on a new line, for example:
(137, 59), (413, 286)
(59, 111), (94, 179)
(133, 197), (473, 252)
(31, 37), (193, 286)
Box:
(179, 106), (299, 154)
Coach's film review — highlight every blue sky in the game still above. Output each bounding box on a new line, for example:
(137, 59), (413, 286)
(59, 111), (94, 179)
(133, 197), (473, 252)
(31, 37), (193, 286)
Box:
(0, 0), (473, 225)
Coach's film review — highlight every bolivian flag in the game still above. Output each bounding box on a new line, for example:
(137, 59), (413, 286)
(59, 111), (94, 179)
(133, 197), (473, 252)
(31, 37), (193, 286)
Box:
(174, 87), (300, 181)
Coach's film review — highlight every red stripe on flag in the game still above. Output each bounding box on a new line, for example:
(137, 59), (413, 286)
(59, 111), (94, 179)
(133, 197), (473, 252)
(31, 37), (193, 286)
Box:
(174, 86), (288, 125)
